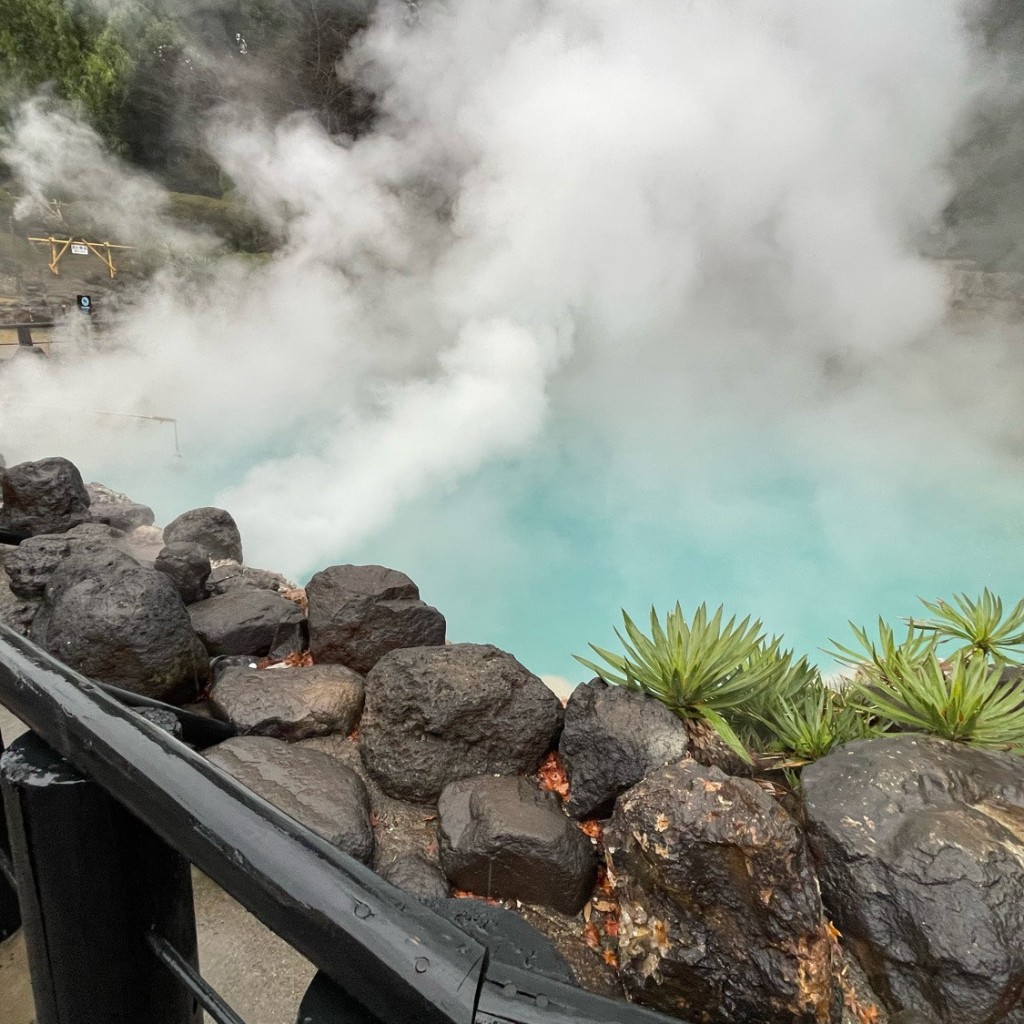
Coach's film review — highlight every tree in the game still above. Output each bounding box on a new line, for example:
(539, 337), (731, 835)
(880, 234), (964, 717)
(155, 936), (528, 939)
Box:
(0, 0), (134, 143)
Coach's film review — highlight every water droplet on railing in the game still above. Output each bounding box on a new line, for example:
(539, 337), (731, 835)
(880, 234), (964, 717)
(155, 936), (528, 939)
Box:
(354, 902), (371, 919)
(414, 957), (429, 973)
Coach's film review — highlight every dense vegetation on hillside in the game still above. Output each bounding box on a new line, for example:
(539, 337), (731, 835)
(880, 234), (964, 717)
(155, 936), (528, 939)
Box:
(0, 0), (376, 194)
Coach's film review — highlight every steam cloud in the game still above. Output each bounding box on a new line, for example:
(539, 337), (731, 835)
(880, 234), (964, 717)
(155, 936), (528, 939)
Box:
(2, 0), (1023, 672)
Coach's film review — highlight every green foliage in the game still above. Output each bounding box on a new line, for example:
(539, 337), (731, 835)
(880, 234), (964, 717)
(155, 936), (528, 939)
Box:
(908, 589), (1024, 663)
(752, 679), (878, 764)
(576, 603), (782, 762)
(0, 0), (135, 142)
(830, 618), (938, 681)
(850, 651), (1024, 751)
(580, 590), (1024, 771)
(830, 594), (1024, 753)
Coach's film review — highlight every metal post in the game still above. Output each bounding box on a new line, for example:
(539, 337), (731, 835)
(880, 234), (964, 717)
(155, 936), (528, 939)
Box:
(0, 730), (200, 1024)
(0, 723), (21, 941)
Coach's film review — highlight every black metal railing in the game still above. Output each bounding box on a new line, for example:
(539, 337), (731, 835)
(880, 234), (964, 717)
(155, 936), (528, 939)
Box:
(0, 623), (682, 1024)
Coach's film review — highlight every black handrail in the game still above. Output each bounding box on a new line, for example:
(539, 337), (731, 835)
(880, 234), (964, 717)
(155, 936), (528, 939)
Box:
(0, 623), (680, 1024)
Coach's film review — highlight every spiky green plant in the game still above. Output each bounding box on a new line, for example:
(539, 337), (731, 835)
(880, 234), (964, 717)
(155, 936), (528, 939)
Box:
(752, 679), (878, 765)
(829, 617), (938, 684)
(731, 648), (821, 749)
(575, 603), (778, 762)
(849, 650), (1024, 750)
(907, 590), (1024, 664)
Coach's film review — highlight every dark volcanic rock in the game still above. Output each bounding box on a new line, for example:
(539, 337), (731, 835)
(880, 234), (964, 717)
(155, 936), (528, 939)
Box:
(438, 775), (596, 915)
(296, 733), (443, 886)
(802, 736), (1024, 1024)
(187, 589), (306, 658)
(0, 457), (91, 537)
(607, 759), (836, 1024)
(31, 550), (208, 703)
(559, 679), (689, 820)
(206, 736), (373, 863)
(86, 482), (155, 532)
(305, 564), (445, 673)
(3, 523), (130, 598)
(360, 643), (563, 802)
(0, 566), (40, 635)
(210, 664), (364, 740)
(163, 507), (243, 563)
(155, 541), (211, 604)
(208, 560), (294, 596)
(380, 853), (450, 902)
(133, 707), (183, 739)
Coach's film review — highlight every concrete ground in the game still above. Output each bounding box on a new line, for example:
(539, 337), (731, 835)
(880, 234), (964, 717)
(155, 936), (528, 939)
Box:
(0, 706), (317, 1024)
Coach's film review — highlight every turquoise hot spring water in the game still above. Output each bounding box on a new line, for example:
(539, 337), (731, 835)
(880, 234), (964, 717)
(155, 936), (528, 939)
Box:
(126, 385), (1024, 689)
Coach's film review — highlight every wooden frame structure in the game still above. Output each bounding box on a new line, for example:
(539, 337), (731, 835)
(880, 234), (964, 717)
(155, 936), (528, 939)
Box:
(26, 236), (136, 278)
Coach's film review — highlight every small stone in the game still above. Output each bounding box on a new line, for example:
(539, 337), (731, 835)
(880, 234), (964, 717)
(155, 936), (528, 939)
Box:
(210, 665), (364, 741)
(188, 589), (306, 658)
(438, 775), (597, 915)
(164, 507), (243, 563)
(205, 736), (373, 863)
(155, 542), (211, 604)
(305, 564), (445, 673)
(0, 457), (91, 537)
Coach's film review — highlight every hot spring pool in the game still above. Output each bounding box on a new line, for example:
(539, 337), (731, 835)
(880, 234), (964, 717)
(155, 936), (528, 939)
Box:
(127, 383), (1024, 688)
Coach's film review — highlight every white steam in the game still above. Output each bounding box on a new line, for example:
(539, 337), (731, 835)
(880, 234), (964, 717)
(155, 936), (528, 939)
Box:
(1, 0), (1021, 667)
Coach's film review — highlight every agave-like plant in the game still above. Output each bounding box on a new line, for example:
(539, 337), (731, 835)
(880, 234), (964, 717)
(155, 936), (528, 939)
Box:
(731, 647), (821, 747)
(907, 590), (1024, 664)
(849, 649), (1024, 750)
(829, 617), (938, 684)
(575, 603), (778, 762)
(752, 679), (877, 765)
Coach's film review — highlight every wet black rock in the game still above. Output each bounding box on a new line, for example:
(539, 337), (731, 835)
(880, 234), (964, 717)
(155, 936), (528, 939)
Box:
(187, 589), (306, 658)
(206, 736), (373, 863)
(3, 523), (131, 598)
(163, 507), (243, 563)
(559, 679), (689, 820)
(155, 541), (211, 604)
(0, 566), (40, 635)
(437, 775), (596, 915)
(802, 735), (1024, 1024)
(133, 707), (183, 739)
(0, 457), (91, 537)
(86, 482), (155, 532)
(360, 643), (563, 802)
(305, 564), (445, 673)
(296, 732), (443, 884)
(31, 550), (208, 703)
(208, 560), (294, 596)
(380, 853), (450, 902)
(210, 664), (364, 740)
(607, 759), (836, 1024)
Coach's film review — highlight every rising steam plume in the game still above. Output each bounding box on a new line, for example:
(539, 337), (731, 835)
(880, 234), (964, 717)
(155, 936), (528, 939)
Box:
(2, 0), (1024, 673)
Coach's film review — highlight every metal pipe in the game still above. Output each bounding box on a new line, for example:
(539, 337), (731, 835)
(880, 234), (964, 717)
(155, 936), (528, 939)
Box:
(147, 932), (247, 1024)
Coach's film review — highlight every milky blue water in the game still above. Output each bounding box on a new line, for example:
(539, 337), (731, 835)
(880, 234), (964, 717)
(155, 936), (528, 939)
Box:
(119, 350), (1024, 686)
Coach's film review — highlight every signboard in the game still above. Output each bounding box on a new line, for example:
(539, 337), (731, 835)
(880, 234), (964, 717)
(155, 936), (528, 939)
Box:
(70, 243), (89, 256)
(76, 295), (92, 313)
